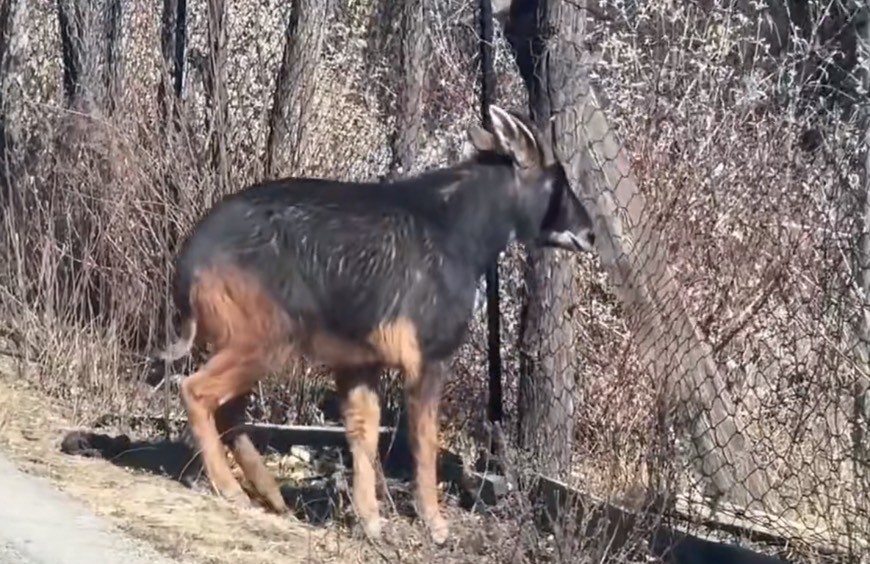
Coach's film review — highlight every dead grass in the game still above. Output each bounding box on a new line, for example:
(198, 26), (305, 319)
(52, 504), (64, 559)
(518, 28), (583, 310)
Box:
(0, 355), (383, 564)
(0, 352), (604, 564)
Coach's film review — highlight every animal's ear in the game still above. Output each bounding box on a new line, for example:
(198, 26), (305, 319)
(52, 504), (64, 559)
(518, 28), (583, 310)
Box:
(467, 124), (496, 153)
(488, 105), (542, 169)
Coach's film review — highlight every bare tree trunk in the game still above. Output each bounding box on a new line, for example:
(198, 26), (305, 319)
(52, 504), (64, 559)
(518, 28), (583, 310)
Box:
(386, 0), (428, 179)
(57, 0), (107, 112)
(154, 0), (187, 359)
(513, 3), (580, 472)
(55, 0), (121, 115)
(102, 0), (121, 115)
(517, 250), (578, 478)
(0, 0), (24, 196)
(57, 0), (82, 105)
(205, 0), (229, 196)
(514, 0), (579, 481)
(157, 0), (187, 125)
(263, 0), (331, 179)
(155, 0), (187, 211)
(507, 0), (771, 508)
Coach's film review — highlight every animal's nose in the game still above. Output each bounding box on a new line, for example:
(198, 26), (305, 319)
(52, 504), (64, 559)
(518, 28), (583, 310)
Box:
(586, 230), (596, 247)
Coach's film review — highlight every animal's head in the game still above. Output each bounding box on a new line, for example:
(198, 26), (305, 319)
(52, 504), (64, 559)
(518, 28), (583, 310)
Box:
(466, 105), (596, 254)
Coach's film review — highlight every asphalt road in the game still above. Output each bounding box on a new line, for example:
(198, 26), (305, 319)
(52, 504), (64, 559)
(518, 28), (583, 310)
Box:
(0, 453), (177, 564)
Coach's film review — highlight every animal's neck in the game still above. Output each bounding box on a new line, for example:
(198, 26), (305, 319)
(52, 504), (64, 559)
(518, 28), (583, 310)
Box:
(436, 161), (518, 277)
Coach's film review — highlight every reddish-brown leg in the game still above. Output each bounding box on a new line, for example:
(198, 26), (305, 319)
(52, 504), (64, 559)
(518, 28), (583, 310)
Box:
(215, 395), (288, 514)
(180, 348), (262, 507)
(336, 366), (383, 539)
(405, 360), (448, 544)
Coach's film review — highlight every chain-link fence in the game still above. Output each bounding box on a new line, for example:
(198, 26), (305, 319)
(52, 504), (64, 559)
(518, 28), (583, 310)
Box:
(1, 0), (868, 562)
(467, 1), (870, 561)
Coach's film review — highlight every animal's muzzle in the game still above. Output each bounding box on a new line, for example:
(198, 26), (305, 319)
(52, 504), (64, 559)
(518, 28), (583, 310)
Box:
(539, 228), (597, 253)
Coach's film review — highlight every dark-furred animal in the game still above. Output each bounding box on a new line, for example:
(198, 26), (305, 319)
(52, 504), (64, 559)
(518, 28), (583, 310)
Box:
(156, 105), (596, 544)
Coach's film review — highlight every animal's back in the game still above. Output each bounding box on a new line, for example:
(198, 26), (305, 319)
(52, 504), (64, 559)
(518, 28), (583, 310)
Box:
(173, 175), (473, 347)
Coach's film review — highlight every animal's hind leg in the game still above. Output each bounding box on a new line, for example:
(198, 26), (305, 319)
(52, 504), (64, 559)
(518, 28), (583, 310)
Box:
(405, 360), (448, 545)
(180, 347), (263, 508)
(336, 366), (383, 540)
(367, 318), (448, 543)
(215, 395), (288, 514)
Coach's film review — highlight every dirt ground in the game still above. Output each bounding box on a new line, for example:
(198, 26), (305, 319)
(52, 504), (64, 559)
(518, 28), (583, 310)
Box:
(0, 356), (530, 564)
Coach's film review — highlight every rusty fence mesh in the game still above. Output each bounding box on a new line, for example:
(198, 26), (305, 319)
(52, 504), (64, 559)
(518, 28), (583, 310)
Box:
(0, 0), (868, 562)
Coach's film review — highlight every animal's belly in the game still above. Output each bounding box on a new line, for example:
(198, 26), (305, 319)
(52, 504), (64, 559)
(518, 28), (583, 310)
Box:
(295, 328), (382, 369)
(417, 305), (474, 361)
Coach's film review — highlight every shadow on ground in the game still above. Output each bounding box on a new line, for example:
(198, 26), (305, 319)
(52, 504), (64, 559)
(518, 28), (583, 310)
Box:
(58, 415), (467, 530)
(58, 426), (796, 564)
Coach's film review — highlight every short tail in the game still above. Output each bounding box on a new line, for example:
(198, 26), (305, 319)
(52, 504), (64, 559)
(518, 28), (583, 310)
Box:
(144, 316), (197, 388)
(156, 316), (198, 362)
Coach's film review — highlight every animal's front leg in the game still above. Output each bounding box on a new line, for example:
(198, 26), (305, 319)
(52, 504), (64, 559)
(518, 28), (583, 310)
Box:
(336, 366), (383, 540)
(405, 360), (448, 545)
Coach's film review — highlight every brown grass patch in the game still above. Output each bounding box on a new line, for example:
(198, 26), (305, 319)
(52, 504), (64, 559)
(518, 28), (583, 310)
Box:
(0, 355), (382, 564)
(0, 353), (563, 563)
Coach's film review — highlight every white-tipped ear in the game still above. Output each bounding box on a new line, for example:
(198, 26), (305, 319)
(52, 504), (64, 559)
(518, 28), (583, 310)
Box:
(488, 105), (541, 169)
(488, 105), (518, 147)
(512, 117), (539, 154)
